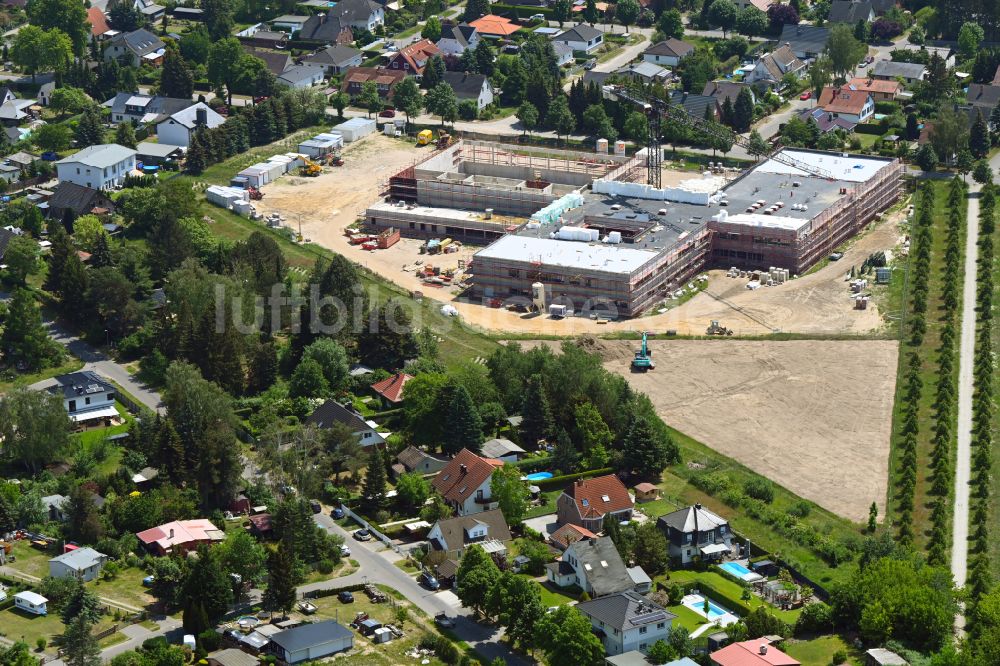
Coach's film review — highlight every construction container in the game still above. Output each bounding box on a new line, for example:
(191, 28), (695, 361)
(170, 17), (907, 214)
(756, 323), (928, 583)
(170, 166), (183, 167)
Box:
(614, 140), (626, 155)
(554, 226), (600, 242)
(376, 227), (400, 249)
(206, 185), (249, 208)
(596, 138), (608, 153)
(231, 200), (253, 217)
(549, 303), (568, 318)
(334, 117), (377, 142)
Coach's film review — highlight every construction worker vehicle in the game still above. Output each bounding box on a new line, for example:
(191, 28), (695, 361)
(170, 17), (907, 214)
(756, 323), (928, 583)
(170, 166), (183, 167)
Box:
(631, 331), (655, 371)
(706, 320), (734, 336)
(299, 158), (322, 177)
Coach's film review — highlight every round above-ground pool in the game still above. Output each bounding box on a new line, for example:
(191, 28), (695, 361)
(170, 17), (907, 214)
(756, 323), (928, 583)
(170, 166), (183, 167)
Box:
(523, 472), (553, 482)
(236, 616), (260, 631)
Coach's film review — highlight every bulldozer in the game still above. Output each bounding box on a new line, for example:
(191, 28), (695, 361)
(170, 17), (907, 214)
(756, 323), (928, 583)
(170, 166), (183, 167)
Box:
(436, 131), (452, 149)
(706, 320), (734, 336)
(299, 158), (322, 177)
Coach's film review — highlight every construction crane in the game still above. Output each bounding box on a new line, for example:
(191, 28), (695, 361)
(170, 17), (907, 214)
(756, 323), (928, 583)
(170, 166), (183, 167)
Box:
(631, 331), (655, 371)
(601, 85), (834, 188)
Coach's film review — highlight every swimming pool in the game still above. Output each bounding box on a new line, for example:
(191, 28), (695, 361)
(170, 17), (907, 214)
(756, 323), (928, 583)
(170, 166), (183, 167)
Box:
(524, 472), (553, 482)
(718, 561), (753, 579)
(684, 594), (729, 621)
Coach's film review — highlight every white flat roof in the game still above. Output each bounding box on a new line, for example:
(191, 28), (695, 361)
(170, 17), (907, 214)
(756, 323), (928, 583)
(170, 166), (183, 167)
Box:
(69, 405), (119, 422)
(754, 149), (890, 183)
(718, 212), (811, 232)
(475, 235), (657, 275)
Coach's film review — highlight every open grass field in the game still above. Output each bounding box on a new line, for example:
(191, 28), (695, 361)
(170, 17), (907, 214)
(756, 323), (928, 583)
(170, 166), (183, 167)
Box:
(0, 606), (119, 653)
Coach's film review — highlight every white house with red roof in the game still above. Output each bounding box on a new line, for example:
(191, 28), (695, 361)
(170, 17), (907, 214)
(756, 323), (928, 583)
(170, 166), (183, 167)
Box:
(556, 474), (634, 532)
(710, 638), (800, 666)
(136, 519), (226, 556)
(431, 448), (504, 516)
(387, 39), (441, 77)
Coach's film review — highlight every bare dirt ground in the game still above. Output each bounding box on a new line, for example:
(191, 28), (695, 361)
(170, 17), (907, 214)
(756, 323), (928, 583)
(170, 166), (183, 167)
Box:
(524, 337), (898, 522)
(255, 134), (904, 337)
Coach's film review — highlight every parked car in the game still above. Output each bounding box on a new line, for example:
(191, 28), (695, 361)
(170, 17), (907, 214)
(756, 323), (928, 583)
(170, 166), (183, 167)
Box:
(529, 13), (545, 20)
(799, 91), (811, 100)
(584, 60), (597, 70)
(829, 252), (844, 261)
(340, 544), (351, 557)
(332, 506), (344, 519)
(378, 108), (396, 118)
(419, 572), (440, 590)
(434, 613), (456, 628)
(338, 591), (355, 603)
(41, 151), (59, 161)
(309, 500), (322, 514)
(353, 528), (371, 541)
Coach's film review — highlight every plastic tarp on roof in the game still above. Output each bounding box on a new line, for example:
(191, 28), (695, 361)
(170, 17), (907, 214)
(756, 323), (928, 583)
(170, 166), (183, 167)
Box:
(529, 192), (584, 224)
(700, 543), (729, 555)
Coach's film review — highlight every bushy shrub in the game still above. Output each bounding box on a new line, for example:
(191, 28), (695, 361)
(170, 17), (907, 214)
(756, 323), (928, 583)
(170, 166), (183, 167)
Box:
(316, 559), (334, 574)
(795, 602), (833, 636)
(743, 477), (775, 503)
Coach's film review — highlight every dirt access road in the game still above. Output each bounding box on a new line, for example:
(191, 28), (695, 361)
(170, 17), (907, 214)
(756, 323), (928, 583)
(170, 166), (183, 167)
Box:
(525, 337), (898, 522)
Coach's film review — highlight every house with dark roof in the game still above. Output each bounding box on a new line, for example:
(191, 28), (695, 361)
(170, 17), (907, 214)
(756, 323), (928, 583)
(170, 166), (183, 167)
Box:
(557, 474), (634, 532)
(437, 23), (479, 56)
(248, 513), (274, 539)
(431, 448), (503, 516)
(267, 620), (353, 663)
(658, 503), (734, 564)
(872, 60), (926, 85)
(480, 438), (524, 462)
(547, 536), (643, 598)
(642, 38), (694, 67)
(44, 182), (115, 221)
(243, 47), (294, 77)
(818, 85), (874, 123)
(105, 29), (165, 67)
(393, 445), (449, 478)
(441, 71), (494, 110)
(745, 45), (805, 89)
(427, 508), (511, 559)
(134, 0), (166, 22)
(296, 13), (353, 44)
(797, 106), (857, 133)
(278, 64), (326, 89)
(703, 81), (755, 107)
(240, 30), (291, 49)
(47, 371), (118, 424)
(388, 39), (442, 76)
(552, 24), (604, 54)
(301, 0), (383, 37)
(306, 400), (385, 447)
(104, 92), (194, 127)
(710, 638), (800, 666)
(966, 83), (1000, 114)
(577, 591), (676, 656)
(370, 371), (413, 407)
(302, 45), (363, 76)
(342, 67), (407, 99)
(667, 91), (720, 121)
(828, 0), (874, 24)
(778, 24), (830, 60)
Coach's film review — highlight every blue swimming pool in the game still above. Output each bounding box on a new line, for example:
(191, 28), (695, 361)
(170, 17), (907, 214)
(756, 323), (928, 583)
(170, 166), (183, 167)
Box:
(685, 595), (729, 620)
(524, 472), (553, 482)
(718, 561), (753, 579)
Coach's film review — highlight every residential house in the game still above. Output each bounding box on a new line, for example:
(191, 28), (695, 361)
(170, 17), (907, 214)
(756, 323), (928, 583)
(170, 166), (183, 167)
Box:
(0, 98), (35, 126)
(577, 591), (676, 656)
(847, 76), (900, 101)
(864, 649), (908, 666)
(104, 92), (194, 127)
(5, 151), (37, 171)
(872, 60), (926, 85)
(556, 474), (634, 532)
(427, 508), (511, 559)
(267, 621), (353, 663)
(441, 71), (494, 111)
(248, 513), (274, 539)
(480, 437), (524, 462)
(550, 522), (597, 551)
(436, 23), (479, 56)
(745, 45), (805, 90)
(828, 0), (874, 24)
(797, 106), (857, 133)
(642, 38), (694, 67)
(137, 519), (226, 555)
(657, 503), (734, 565)
(468, 14), (521, 39)
(553, 42), (574, 67)
(131, 466), (159, 489)
(240, 30), (291, 50)
(0, 163), (18, 184)
(273, 15), (310, 32)
(172, 6), (204, 21)
(552, 24), (604, 54)
(244, 47), (294, 77)
(966, 83), (1000, 115)
(13, 591), (47, 616)
(431, 448), (503, 516)
(633, 483), (659, 503)
(547, 536), (644, 598)
(616, 61), (672, 84)
(47, 371), (118, 424)
(57, 144), (137, 191)
(156, 103), (225, 148)
(668, 90), (720, 120)
(48, 547), (107, 581)
(134, 0), (165, 22)
(305, 400), (386, 447)
(41, 494), (68, 522)
(302, 45), (363, 76)
(208, 649), (260, 666)
(300, 0), (383, 35)
(778, 24), (830, 60)
(392, 445), (449, 478)
(296, 12), (354, 45)
(105, 29), (166, 67)
(370, 371), (413, 407)
(88, 6), (112, 41)
(45, 182), (116, 221)
(388, 39), (441, 77)
(818, 85), (875, 123)
(702, 81), (755, 108)
(710, 638), (800, 666)
(135, 142), (185, 166)
(278, 64), (326, 89)
(341, 67), (407, 100)
(734, 0), (772, 10)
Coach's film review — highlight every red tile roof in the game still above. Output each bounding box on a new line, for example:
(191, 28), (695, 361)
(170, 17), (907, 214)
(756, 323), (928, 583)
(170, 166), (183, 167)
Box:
(468, 14), (521, 36)
(550, 523), (597, 549)
(561, 474), (633, 520)
(634, 482), (658, 493)
(711, 639), (800, 666)
(818, 86), (871, 115)
(432, 448), (503, 505)
(389, 39), (441, 75)
(371, 372), (413, 403)
(847, 77), (900, 95)
(136, 519), (225, 552)
(88, 7), (110, 37)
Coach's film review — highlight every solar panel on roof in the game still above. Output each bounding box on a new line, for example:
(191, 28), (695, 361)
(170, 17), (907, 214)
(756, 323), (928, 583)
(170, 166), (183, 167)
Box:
(630, 610), (668, 625)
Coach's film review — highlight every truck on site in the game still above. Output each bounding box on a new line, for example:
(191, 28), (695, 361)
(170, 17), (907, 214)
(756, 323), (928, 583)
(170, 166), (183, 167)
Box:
(631, 332), (654, 371)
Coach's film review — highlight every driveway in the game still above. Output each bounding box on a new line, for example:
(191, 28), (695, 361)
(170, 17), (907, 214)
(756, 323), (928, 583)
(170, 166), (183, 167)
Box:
(523, 514), (559, 537)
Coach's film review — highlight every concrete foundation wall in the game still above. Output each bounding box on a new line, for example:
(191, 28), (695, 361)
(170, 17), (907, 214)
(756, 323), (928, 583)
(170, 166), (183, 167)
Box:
(461, 161), (595, 187)
(416, 179), (555, 217)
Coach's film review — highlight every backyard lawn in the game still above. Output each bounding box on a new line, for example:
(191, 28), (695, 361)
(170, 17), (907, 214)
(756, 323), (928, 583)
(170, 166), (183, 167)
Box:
(663, 570), (804, 625)
(666, 602), (710, 633)
(5, 540), (55, 580)
(783, 635), (859, 665)
(0, 607), (118, 653)
(533, 580), (579, 608)
(88, 566), (155, 611)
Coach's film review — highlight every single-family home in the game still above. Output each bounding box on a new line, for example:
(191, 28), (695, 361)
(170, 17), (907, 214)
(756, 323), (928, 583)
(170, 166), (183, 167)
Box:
(393, 445), (449, 478)
(48, 547), (107, 581)
(658, 503), (734, 565)
(137, 519), (226, 556)
(553, 42), (574, 67)
(272, 14), (310, 32)
(966, 83), (1000, 115)
(306, 0), (382, 32)
(41, 494), (68, 522)
(131, 466), (160, 489)
(547, 536), (644, 598)
(305, 400), (386, 448)
(302, 45), (363, 76)
(88, 6), (112, 41)
(615, 61), (672, 84)
(872, 60), (926, 86)
(134, 0), (165, 22)
(104, 93), (193, 127)
(480, 438), (524, 462)
(642, 38), (694, 67)
(468, 14), (521, 39)
(0, 98), (35, 126)
(864, 649), (909, 666)
(44, 182), (116, 221)
(441, 71), (494, 111)
(156, 103), (225, 148)
(577, 591), (676, 656)
(427, 508), (511, 559)
(797, 106), (858, 133)
(734, 0), (772, 11)
(240, 30), (291, 50)
(778, 24), (830, 60)
(370, 371), (413, 407)
(243, 47), (294, 77)
(828, 0), (874, 24)
(845, 76), (900, 101)
(172, 6), (204, 21)
(208, 649), (260, 666)
(431, 448), (504, 516)
(388, 39), (442, 77)
(436, 23), (479, 56)
(668, 90), (720, 120)
(710, 638), (800, 666)
(248, 513), (274, 539)
(13, 591), (47, 616)
(633, 483), (659, 503)
(557, 474), (633, 532)
(135, 142), (185, 166)
(818, 85), (875, 123)
(745, 44), (806, 90)
(105, 29), (166, 67)
(702, 80), (755, 108)
(57, 144), (136, 190)
(552, 24), (604, 55)
(47, 371), (118, 424)
(268, 621), (353, 663)
(550, 522), (597, 551)
(342, 67), (407, 100)
(278, 64), (327, 89)
(296, 13), (354, 45)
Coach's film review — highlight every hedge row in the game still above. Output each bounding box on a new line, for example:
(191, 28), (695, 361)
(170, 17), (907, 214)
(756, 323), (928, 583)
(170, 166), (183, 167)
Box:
(303, 583), (367, 599)
(533, 467), (615, 491)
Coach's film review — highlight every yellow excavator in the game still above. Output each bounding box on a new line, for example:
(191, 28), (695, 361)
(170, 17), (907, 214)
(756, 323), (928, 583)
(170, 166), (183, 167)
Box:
(299, 157), (322, 177)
